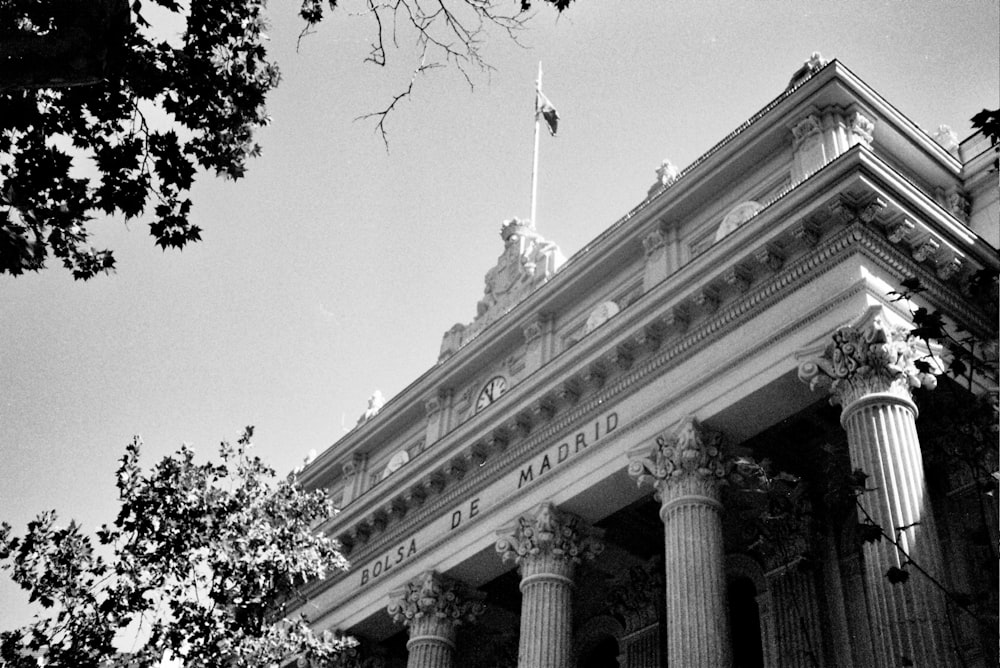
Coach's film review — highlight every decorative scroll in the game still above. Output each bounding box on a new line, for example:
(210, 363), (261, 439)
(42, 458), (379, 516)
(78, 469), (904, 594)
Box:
(606, 558), (663, 632)
(386, 571), (485, 629)
(628, 417), (728, 501)
(495, 502), (603, 566)
(798, 312), (937, 409)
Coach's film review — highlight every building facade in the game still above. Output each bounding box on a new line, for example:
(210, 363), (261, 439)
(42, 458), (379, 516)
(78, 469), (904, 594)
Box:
(290, 56), (1000, 667)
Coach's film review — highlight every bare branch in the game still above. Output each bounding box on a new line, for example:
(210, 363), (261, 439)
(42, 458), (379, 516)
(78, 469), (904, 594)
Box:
(355, 48), (442, 151)
(356, 0), (529, 147)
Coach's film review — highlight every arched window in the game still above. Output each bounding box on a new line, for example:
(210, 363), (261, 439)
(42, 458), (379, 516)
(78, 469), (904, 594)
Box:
(729, 576), (764, 668)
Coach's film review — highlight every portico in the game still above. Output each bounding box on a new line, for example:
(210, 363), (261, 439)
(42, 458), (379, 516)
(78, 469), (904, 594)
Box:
(289, 56), (998, 668)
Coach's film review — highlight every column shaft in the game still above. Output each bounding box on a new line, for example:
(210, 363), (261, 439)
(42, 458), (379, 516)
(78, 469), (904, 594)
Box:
(661, 483), (730, 668)
(518, 554), (574, 668)
(621, 623), (660, 668)
(843, 397), (951, 667)
(628, 418), (732, 668)
(496, 502), (603, 668)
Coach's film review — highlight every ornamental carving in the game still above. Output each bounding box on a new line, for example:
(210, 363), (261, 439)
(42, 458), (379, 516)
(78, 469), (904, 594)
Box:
(643, 228), (666, 257)
(627, 418), (728, 501)
(386, 571), (485, 629)
(606, 558), (663, 632)
(849, 111), (875, 148)
(441, 219), (565, 356)
(715, 201), (763, 242)
(797, 311), (937, 409)
(786, 52), (828, 90)
(495, 502), (603, 566)
(791, 114), (822, 147)
(648, 159), (681, 196)
(945, 191), (970, 222)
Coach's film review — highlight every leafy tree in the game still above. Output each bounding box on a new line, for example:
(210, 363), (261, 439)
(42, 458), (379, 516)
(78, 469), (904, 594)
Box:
(0, 0), (570, 280)
(970, 108), (999, 147)
(0, 427), (355, 667)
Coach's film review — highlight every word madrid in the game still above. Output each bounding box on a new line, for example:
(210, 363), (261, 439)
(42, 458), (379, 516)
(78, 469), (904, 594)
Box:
(517, 411), (620, 489)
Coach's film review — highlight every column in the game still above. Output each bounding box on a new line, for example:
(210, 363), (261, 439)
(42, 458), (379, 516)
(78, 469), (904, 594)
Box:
(798, 309), (952, 667)
(496, 502), (603, 668)
(386, 571), (485, 668)
(608, 559), (663, 668)
(628, 417), (731, 668)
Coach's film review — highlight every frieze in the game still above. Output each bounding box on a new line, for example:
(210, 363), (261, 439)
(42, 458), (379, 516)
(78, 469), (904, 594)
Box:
(322, 214), (991, 585)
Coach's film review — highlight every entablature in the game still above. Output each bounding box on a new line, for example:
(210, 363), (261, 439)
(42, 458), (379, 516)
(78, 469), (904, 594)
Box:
(313, 147), (997, 567)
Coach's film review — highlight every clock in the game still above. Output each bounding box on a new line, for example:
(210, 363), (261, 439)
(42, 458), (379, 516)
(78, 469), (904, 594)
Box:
(476, 376), (507, 412)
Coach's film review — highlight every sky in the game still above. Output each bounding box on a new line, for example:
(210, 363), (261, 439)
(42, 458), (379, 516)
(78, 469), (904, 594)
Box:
(1, 0), (998, 632)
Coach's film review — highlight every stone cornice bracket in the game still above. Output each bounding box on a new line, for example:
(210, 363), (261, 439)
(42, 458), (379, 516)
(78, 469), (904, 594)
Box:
(607, 342), (636, 371)
(642, 227), (666, 257)
(848, 109), (875, 148)
(797, 307), (937, 419)
(423, 395), (442, 417)
(386, 570), (486, 633)
(557, 378), (582, 405)
(495, 502), (604, 568)
(337, 531), (355, 555)
(792, 220), (822, 247)
(859, 196), (887, 224)
(754, 243), (785, 272)
(523, 316), (544, 344)
(724, 265), (754, 293)
(885, 218), (915, 244)
(937, 257), (963, 281)
(627, 418), (729, 510)
(663, 304), (691, 332)
(530, 396), (557, 422)
(790, 111), (822, 149)
(827, 196), (853, 225)
(911, 235), (941, 264)
(582, 360), (608, 389)
(693, 286), (721, 313)
(487, 427), (510, 454)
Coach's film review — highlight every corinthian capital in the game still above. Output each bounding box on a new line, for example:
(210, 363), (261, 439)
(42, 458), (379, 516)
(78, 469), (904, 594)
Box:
(386, 571), (485, 630)
(495, 502), (603, 566)
(628, 417), (728, 501)
(798, 312), (936, 409)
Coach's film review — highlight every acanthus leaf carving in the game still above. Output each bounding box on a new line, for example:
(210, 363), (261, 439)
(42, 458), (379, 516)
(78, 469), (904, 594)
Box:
(628, 418), (729, 504)
(495, 502), (603, 566)
(797, 312), (937, 409)
(386, 571), (485, 629)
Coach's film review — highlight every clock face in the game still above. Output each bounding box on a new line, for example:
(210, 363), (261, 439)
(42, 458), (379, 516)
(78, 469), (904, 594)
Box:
(476, 376), (507, 412)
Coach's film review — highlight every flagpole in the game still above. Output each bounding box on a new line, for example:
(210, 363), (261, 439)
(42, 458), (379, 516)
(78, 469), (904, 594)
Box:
(530, 61), (542, 227)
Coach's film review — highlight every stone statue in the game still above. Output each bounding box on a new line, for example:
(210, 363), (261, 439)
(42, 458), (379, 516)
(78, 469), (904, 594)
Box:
(786, 51), (829, 90)
(356, 390), (385, 426)
(648, 159), (680, 197)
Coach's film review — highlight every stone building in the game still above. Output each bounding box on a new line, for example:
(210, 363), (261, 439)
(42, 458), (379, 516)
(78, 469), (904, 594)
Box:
(288, 56), (1000, 667)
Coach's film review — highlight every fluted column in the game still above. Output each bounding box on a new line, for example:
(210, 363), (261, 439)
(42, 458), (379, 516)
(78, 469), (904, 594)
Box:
(628, 418), (731, 668)
(387, 571), (484, 668)
(496, 502), (603, 668)
(608, 559), (663, 668)
(799, 310), (952, 667)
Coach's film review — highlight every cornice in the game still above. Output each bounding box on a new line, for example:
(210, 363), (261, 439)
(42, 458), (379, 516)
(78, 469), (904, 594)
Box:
(312, 201), (994, 595)
(303, 69), (996, 497)
(317, 149), (997, 547)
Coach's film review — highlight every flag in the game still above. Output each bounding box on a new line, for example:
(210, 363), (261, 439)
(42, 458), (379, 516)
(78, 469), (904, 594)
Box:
(537, 91), (559, 136)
